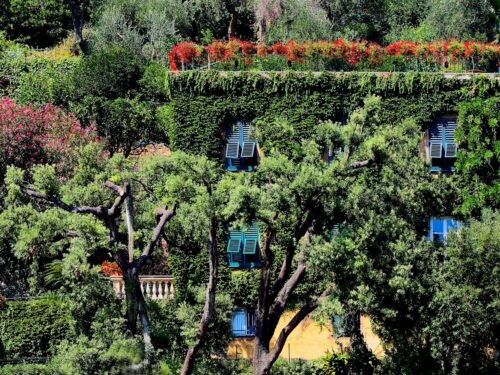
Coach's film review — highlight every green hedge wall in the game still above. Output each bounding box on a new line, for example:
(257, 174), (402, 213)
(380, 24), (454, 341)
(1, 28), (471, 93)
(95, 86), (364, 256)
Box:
(164, 71), (500, 159)
(0, 299), (74, 358)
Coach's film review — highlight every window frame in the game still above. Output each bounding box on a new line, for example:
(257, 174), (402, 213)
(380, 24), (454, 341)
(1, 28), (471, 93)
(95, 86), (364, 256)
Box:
(225, 121), (258, 171)
(227, 223), (261, 268)
(429, 217), (463, 244)
(429, 117), (458, 172)
(231, 308), (256, 337)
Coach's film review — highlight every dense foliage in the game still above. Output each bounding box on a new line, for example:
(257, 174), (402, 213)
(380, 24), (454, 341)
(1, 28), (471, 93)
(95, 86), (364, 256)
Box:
(1, 0), (499, 53)
(0, 298), (73, 358)
(0, 97), (97, 177)
(0, 1), (499, 373)
(0, 0), (72, 48)
(455, 97), (500, 214)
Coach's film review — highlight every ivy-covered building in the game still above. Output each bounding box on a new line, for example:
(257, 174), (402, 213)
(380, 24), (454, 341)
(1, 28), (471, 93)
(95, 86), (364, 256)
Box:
(161, 71), (498, 360)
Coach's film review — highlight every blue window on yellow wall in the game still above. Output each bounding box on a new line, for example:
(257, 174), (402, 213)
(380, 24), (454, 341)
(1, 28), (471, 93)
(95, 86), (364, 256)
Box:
(227, 222), (261, 268)
(231, 309), (256, 337)
(331, 312), (359, 339)
(429, 117), (458, 172)
(225, 121), (258, 171)
(429, 217), (462, 243)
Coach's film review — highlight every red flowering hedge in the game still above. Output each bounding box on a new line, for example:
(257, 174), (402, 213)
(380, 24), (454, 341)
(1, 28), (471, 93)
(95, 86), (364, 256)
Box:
(168, 38), (500, 72)
(0, 97), (98, 175)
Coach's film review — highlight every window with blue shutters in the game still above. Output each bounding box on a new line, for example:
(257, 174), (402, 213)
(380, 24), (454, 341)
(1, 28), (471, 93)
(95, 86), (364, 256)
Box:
(331, 312), (359, 339)
(429, 117), (458, 172)
(227, 222), (261, 268)
(225, 121), (258, 171)
(231, 308), (256, 337)
(327, 145), (345, 164)
(429, 217), (463, 243)
(332, 315), (347, 338)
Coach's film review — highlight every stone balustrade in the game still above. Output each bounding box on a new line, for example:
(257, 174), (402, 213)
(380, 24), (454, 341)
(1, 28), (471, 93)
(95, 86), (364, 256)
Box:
(110, 275), (174, 300)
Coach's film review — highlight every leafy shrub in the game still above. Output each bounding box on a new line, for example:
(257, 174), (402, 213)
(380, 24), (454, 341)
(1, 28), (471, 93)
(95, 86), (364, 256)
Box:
(271, 358), (322, 375)
(0, 97), (98, 177)
(0, 0), (71, 48)
(70, 95), (157, 156)
(47, 336), (143, 375)
(0, 364), (50, 375)
(321, 351), (351, 375)
(69, 46), (144, 100)
(456, 97), (500, 215)
(0, 299), (74, 358)
(12, 58), (76, 105)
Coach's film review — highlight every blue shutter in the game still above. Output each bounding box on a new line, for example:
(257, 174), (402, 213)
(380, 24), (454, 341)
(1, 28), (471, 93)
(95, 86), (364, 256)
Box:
(243, 223), (259, 254)
(430, 217), (445, 242)
(429, 122), (443, 158)
(227, 229), (242, 253)
(332, 315), (347, 338)
(446, 218), (462, 240)
(327, 145), (334, 164)
(247, 310), (256, 335)
(444, 120), (458, 158)
(231, 309), (247, 336)
(430, 217), (462, 243)
(241, 142), (256, 158)
(226, 143), (240, 159)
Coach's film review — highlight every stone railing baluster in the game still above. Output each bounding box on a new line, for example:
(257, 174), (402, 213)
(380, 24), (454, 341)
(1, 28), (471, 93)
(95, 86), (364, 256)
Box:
(110, 275), (174, 300)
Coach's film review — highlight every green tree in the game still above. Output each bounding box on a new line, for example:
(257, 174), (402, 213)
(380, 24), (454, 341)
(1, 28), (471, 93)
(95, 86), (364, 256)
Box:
(265, 0), (333, 42)
(3, 147), (176, 364)
(455, 97), (500, 215)
(2, 148), (238, 371)
(427, 210), (500, 373)
(320, 0), (388, 41)
(0, 0), (71, 48)
(90, 0), (190, 61)
(425, 0), (496, 40)
(221, 96), (442, 374)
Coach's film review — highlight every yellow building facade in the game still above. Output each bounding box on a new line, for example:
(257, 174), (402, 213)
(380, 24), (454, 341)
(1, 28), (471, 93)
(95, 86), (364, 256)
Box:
(228, 311), (384, 360)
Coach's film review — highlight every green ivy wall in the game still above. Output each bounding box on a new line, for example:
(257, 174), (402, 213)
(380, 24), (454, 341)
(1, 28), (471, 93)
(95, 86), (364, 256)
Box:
(163, 71), (500, 159)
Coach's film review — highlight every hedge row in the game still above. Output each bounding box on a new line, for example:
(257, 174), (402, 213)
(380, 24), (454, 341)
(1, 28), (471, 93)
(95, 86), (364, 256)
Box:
(0, 299), (73, 358)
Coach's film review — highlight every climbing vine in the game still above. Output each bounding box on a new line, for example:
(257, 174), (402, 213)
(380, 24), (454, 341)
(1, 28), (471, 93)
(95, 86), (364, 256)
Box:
(162, 71), (499, 158)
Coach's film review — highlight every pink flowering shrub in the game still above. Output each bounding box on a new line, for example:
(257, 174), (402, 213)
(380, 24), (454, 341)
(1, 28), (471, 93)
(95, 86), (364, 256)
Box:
(0, 97), (98, 176)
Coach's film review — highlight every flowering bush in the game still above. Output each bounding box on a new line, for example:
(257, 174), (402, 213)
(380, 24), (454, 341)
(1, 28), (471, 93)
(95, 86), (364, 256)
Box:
(0, 97), (98, 176)
(101, 261), (122, 276)
(168, 38), (500, 72)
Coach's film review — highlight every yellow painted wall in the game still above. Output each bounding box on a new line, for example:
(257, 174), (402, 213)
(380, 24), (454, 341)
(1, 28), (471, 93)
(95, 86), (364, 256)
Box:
(228, 312), (384, 360)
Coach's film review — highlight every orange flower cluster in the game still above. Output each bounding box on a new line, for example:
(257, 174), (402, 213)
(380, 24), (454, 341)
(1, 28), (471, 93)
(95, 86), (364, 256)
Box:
(101, 261), (122, 276)
(168, 38), (500, 71)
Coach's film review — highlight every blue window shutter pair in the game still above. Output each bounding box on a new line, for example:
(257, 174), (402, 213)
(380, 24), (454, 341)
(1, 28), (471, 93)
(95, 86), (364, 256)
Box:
(227, 223), (259, 255)
(429, 119), (458, 159)
(243, 222), (259, 254)
(226, 122), (256, 160)
(429, 217), (462, 242)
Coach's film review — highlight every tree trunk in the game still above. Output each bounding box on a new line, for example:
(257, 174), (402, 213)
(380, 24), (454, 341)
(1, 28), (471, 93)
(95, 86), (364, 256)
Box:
(123, 267), (139, 335)
(253, 346), (273, 375)
(228, 12), (237, 38)
(70, 0), (86, 50)
(180, 223), (218, 375)
(137, 286), (153, 363)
